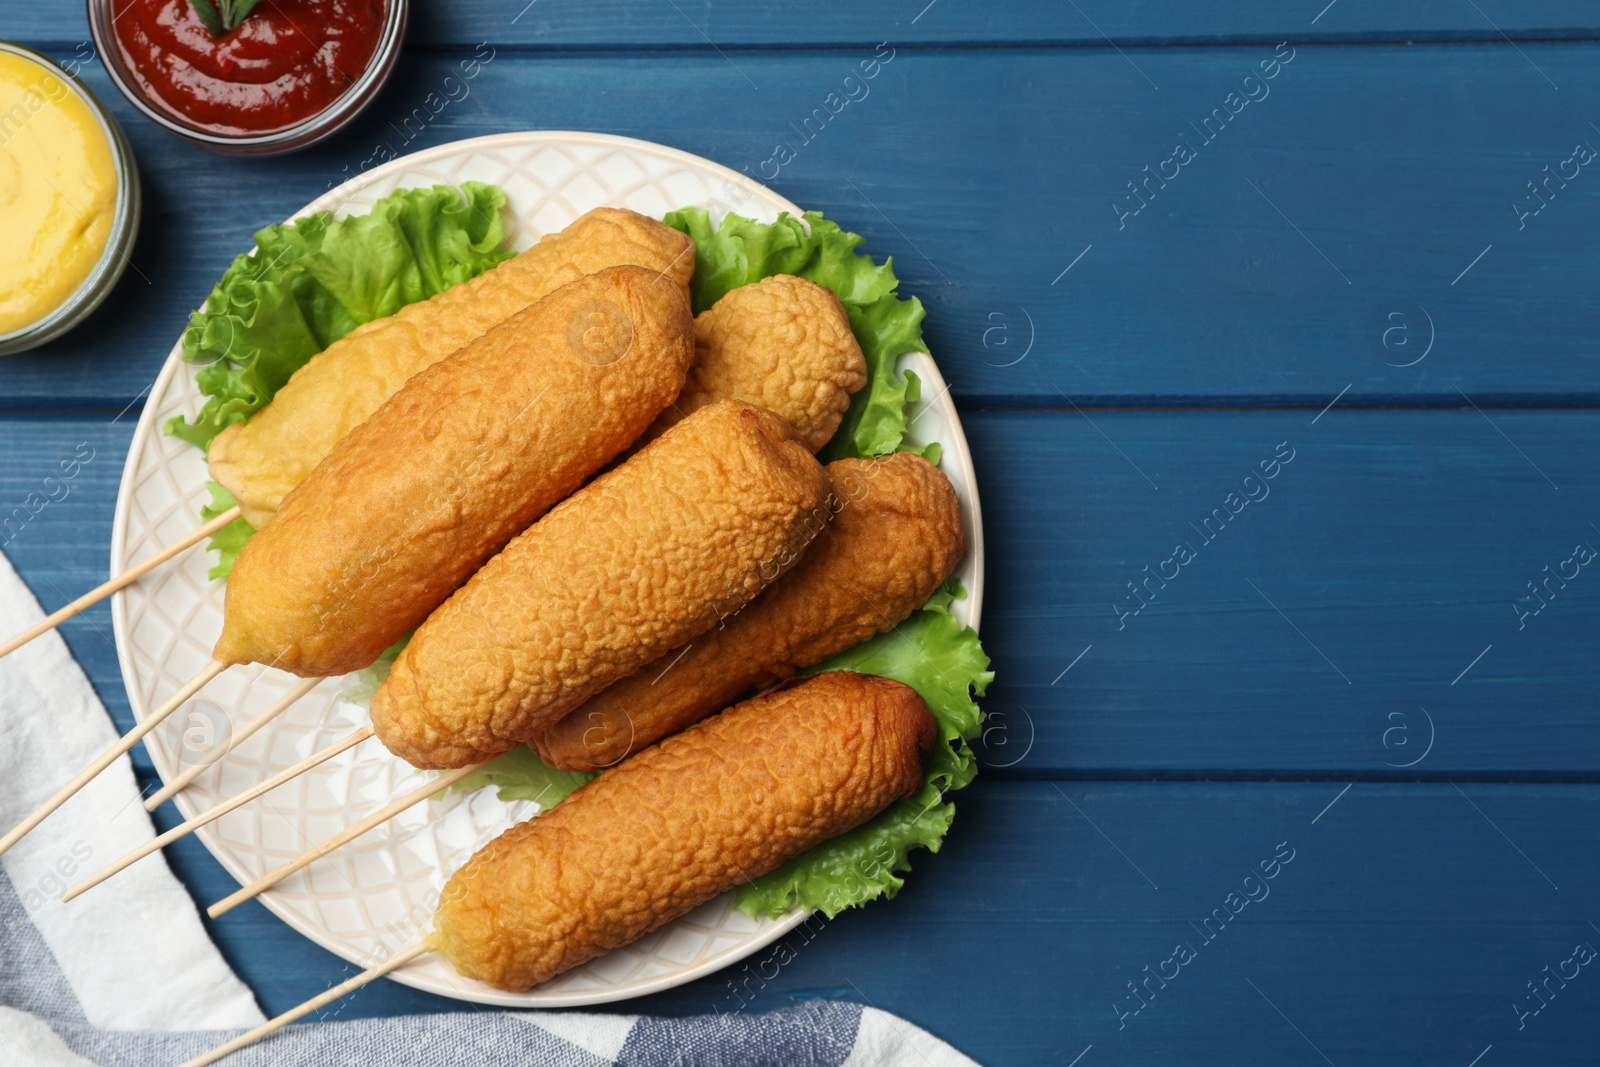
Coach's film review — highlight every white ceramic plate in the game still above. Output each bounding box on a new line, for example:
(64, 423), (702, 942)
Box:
(109, 132), (985, 1007)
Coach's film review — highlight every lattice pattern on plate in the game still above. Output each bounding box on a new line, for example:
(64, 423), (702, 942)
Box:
(108, 132), (984, 1007)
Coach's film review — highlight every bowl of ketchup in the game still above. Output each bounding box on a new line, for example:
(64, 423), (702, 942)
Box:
(89, 0), (406, 155)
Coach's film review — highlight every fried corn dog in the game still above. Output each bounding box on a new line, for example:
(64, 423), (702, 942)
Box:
(645, 274), (867, 453)
(210, 207), (695, 529)
(213, 265), (694, 678)
(533, 451), (964, 771)
(435, 670), (934, 991)
(371, 400), (831, 769)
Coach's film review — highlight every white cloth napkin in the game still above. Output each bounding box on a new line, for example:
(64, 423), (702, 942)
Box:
(0, 550), (263, 1033)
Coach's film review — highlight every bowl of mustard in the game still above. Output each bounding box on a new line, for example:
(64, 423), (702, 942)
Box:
(0, 41), (140, 355)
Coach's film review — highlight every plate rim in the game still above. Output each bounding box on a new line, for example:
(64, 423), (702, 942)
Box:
(108, 130), (984, 1007)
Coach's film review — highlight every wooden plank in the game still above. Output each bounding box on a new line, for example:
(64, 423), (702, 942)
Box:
(4, 409), (1597, 777)
(151, 779), (1600, 1065)
(8, 0), (1600, 50)
(3, 46), (1600, 409)
(971, 408), (1600, 778)
(0, 416), (140, 766)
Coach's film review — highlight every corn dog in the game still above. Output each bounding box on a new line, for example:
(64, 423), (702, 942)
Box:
(646, 274), (867, 453)
(209, 207), (695, 529)
(532, 451), (963, 771)
(371, 399), (831, 769)
(213, 265), (694, 678)
(435, 670), (934, 991)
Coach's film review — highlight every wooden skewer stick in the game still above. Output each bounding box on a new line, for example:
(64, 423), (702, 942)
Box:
(178, 935), (436, 1067)
(144, 677), (323, 811)
(62, 725), (375, 902)
(0, 505), (242, 661)
(208, 763), (483, 918)
(0, 659), (229, 858)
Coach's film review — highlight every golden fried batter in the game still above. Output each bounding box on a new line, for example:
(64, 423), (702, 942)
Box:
(210, 207), (695, 529)
(645, 274), (866, 453)
(370, 400), (831, 769)
(533, 451), (963, 771)
(212, 266), (694, 678)
(434, 671), (934, 991)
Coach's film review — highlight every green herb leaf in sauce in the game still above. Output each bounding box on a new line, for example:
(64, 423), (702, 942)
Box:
(190, 0), (264, 36)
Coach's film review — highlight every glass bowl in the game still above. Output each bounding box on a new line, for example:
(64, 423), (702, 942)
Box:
(0, 41), (141, 356)
(86, 0), (409, 156)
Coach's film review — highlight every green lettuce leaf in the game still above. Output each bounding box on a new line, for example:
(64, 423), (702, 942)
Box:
(198, 482), (255, 581)
(338, 636), (410, 707)
(166, 183), (514, 451)
(733, 579), (991, 918)
(337, 635), (596, 808)
(442, 747), (595, 808)
(662, 207), (931, 461)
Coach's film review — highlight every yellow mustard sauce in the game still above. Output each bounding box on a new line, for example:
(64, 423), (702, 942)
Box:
(0, 52), (117, 335)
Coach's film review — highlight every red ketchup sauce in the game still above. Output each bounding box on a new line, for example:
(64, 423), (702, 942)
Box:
(112, 0), (385, 134)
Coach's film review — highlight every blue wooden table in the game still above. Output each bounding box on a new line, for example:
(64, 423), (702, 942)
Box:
(4, 3), (1599, 1063)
